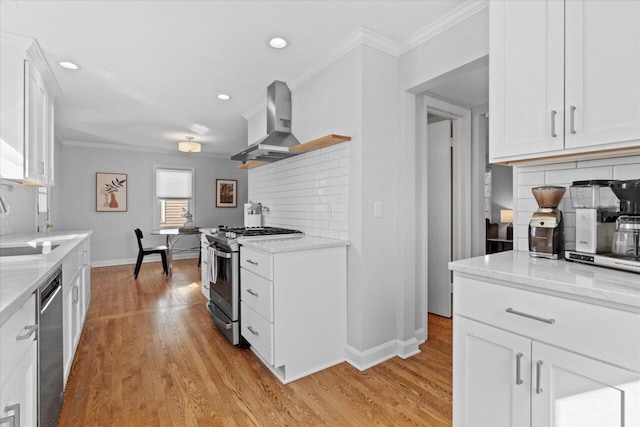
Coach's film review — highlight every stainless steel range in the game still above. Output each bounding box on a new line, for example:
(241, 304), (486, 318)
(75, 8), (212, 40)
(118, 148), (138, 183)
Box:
(205, 226), (303, 345)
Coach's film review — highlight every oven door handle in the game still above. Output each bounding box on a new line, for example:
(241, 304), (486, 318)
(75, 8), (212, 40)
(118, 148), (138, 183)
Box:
(214, 249), (232, 259)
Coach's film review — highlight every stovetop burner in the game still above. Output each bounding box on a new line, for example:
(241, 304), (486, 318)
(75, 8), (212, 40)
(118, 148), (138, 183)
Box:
(219, 226), (302, 237)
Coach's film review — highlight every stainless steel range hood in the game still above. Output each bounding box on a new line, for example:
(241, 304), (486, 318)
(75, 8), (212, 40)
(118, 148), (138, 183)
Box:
(232, 81), (300, 164)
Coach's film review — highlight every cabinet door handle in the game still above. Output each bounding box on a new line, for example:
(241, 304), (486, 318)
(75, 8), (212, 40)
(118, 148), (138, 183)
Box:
(246, 259), (258, 266)
(1, 403), (20, 427)
(16, 325), (37, 341)
(550, 110), (557, 137)
(506, 308), (555, 324)
(247, 326), (259, 336)
(515, 353), (524, 385)
(536, 361), (544, 394)
(569, 106), (576, 134)
(246, 289), (259, 297)
(73, 285), (79, 303)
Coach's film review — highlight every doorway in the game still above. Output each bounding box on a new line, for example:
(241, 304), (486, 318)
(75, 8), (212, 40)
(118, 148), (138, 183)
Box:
(422, 96), (472, 319)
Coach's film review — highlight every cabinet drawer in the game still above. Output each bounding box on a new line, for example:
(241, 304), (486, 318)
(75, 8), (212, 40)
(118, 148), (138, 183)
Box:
(241, 269), (273, 321)
(241, 302), (274, 365)
(454, 275), (640, 372)
(62, 245), (82, 284)
(240, 247), (273, 280)
(0, 294), (36, 389)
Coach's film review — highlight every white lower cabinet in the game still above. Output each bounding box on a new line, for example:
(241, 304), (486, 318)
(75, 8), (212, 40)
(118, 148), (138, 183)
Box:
(0, 294), (37, 427)
(453, 274), (640, 427)
(239, 245), (347, 383)
(200, 233), (209, 298)
(62, 236), (91, 385)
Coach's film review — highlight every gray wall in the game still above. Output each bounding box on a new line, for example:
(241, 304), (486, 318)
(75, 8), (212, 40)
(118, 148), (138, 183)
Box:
(54, 143), (246, 265)
(490, 163), (513, 238)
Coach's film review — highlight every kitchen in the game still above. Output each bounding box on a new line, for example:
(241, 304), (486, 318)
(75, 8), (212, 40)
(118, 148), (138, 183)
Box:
(1, 1), (639, 426)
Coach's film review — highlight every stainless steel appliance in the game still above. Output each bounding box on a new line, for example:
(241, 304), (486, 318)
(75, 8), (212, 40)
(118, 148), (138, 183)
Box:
(529, 186), (566, 259)
(38, 268), (63, 427)
(569, 180), (619, 253)
(566, 179), (640, 273)
(205, 226), (303, 345)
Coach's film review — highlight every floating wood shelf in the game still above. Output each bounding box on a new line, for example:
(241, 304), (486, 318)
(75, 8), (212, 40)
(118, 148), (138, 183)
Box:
(289, 134), (351, 153)
(236, 134), (351, 170)
(237, 161), (267, 170)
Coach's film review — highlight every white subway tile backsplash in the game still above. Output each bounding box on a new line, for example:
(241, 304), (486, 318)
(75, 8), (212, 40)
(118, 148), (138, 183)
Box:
(614, 164), (640, 180)
(515, 156), (640, 252)
(248, 144), (349, 239)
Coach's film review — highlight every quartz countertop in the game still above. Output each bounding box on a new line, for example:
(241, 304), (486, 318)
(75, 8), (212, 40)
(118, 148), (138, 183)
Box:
(449, 251), (640, 310)
(0, 230), (92, 326)
(239, 235), (350, 254)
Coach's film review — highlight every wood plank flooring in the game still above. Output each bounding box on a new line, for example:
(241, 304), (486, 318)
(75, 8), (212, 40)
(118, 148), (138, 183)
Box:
(59, 260), (452, 426)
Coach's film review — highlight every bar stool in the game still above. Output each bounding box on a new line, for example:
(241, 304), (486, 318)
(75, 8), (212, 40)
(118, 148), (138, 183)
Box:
(134, 228), (169, 279)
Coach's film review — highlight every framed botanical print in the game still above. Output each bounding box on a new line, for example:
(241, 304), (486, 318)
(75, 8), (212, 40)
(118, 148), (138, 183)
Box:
(216, 179), (237, 208)
(96, 173), (127, 212)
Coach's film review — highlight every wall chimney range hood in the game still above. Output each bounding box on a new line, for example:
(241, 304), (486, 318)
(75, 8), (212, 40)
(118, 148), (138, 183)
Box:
(232, 81), (300, 164)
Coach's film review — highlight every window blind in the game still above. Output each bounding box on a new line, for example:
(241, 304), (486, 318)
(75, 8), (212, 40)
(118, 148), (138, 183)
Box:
(156, 169), (192, 199)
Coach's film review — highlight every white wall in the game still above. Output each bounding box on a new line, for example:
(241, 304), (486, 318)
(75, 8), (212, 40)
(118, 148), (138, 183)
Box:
(55, 144), (246, 265)
(397, 7), (489, 347)
(514, 155), (640, 251)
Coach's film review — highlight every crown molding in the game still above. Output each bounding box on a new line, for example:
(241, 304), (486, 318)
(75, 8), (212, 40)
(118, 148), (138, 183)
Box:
(61, 139), (231, 160)
(1, 32), (62, 96)
(242, 1), (487, 119)
(397, 0), (489, 56)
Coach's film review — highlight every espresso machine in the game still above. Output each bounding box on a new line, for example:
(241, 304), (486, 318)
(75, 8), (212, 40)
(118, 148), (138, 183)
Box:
(529, 186), (566, 259)
(570, 180), (619, 253)
(565, 179), (640, 273)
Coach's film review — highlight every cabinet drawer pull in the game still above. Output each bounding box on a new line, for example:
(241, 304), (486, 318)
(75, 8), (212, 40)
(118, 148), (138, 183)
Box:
(506, 308), (555, 324)
(536, 361), (544, 394)
(246, 259), (258, 266)
(16, 325), (37, 341)
(550, 110), (557, 137)
(569, 106), (576, 134)
(1, 403), (20, 427)
(247, 326), (259, 336)
(246, 289), (259, 297)
(515, 353), (524, 385)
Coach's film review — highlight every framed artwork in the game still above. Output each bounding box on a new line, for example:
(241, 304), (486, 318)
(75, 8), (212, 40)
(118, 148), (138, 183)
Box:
(96, 173), (127, 212)
(216, 179), (237, 208)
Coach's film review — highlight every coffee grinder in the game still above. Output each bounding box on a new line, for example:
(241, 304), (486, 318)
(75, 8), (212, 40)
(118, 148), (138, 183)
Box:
(529, 186), (566, 259)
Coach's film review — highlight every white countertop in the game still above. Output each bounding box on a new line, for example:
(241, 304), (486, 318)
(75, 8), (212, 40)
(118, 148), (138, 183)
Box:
(0, 230), (92, 326)
(239, 235), (350, 254)
(449, 251), (640, 311)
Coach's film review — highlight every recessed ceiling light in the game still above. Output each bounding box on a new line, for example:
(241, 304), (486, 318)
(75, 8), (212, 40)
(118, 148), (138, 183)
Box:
(269, 37), (287, 49)
(217, 94), (231, 100)
(58, 61), (80, 70)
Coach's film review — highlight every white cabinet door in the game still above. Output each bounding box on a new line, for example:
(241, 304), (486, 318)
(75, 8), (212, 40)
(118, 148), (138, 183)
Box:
(0, 53), (26, 179)
(453, 317), (531, 427)
(46, 95), (55, 185)
(25, 60), (47, 184)
(489, 0), (565, 161)
(532, 341), (640, 427)
(0, 339), (37, 427)
(564, 1), (640, 150)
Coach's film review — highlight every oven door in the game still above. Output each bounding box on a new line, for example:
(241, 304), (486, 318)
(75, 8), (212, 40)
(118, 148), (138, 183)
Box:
(209, 245), (239, 321)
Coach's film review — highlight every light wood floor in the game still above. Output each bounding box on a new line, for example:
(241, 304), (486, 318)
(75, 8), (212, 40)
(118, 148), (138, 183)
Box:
(59, 260), (452, 426)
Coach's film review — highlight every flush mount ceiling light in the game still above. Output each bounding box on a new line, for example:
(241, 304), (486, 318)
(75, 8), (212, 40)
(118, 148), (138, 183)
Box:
(217, 93), (231, 100)
(178, 136), (201, 153)
(58, 61), (80, 70)
(269, 37), (287, 49)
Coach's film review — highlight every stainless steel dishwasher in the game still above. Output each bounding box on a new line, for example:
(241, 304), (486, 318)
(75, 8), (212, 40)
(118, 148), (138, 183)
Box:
(38, 268), (63, 427)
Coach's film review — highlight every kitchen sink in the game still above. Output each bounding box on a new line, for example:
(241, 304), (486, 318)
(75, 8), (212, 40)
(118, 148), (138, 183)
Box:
(0, 244), (60, 256)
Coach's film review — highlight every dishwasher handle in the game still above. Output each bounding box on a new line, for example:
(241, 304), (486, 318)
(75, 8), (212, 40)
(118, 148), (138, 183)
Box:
(40, 284), (62, 314)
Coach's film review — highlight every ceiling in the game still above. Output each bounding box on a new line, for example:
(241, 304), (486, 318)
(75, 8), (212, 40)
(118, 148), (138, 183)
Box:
(0, 0), (471, 158)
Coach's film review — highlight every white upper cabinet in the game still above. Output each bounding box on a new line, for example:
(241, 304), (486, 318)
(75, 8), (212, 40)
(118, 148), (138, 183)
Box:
(564, 1), (640, 150)
(0, 33), (60, 186)
(490, 1), (640, 163)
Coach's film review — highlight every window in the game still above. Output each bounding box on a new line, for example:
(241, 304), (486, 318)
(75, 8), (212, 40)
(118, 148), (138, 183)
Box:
(155, 167), (194, 228)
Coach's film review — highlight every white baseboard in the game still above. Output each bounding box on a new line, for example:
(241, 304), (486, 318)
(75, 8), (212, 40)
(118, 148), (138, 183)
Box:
(415, 327), (427, 344)
(91, 252), (198, 268)
(346, 335), (421, 371)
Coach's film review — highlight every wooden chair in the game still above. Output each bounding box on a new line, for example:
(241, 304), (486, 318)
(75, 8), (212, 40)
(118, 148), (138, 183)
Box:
(134, 228), (168, 279)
